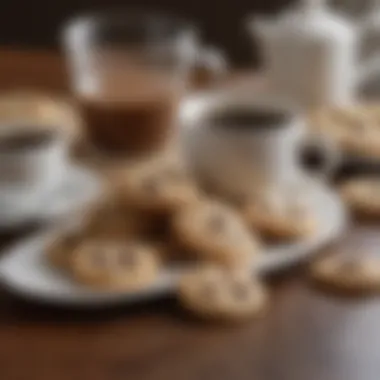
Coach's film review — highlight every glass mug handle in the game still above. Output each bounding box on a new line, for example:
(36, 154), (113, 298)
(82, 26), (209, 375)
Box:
(300, 133), (341, 181)
(192, 46), (228, 87)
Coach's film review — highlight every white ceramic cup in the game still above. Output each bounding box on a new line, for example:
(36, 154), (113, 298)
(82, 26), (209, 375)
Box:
(0, 127), (69, 219)
(179, 93), (339, 197)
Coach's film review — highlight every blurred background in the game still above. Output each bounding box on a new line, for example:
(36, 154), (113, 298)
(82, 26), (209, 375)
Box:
(0, 0), (375, 67)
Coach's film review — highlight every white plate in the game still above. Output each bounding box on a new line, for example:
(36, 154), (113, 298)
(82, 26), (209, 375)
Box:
(0, 165), (102, 229)
(0, 183), (347, 307)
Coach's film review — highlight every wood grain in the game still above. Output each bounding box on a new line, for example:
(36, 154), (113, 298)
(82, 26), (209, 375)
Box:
(0, 49), (67, 92)
(0, 49), (379, 380)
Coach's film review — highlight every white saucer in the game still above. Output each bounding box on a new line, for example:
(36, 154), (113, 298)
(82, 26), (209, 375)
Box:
(0, 165), (102, 229)
(0, 182), (347, 307)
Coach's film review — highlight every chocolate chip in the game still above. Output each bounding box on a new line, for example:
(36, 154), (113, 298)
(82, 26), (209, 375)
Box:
(234, 194), (249, 208)
(92, 250), (107, 267)
(142, 176), (160, 193)
(231, 281), (250, 300)
(208, 214), (226, 233)
(117, 250), (138, 268)
(201, 281), (218, 300)
(258, 200), (271, 213)
(351, 121), (368, 134)
(339, 259), (359, 274)
(163, 168), (184, 182)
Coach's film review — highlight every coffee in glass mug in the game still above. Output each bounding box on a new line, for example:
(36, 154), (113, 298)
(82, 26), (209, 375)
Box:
(76, 67), (180, 154)
(63, 11), (226, 156)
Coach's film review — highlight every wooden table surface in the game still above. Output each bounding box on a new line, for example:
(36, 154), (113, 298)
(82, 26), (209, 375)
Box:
(1, 49), (380, 380)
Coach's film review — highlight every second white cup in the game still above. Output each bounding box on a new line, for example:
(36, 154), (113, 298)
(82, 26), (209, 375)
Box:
(0, 126), (69, 218)
(180, 93), (339, 197)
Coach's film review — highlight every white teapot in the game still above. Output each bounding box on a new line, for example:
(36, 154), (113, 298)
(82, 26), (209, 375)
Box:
(247, 0), (380, 108)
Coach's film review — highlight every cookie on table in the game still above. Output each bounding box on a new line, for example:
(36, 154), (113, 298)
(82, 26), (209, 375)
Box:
(339, 178), (380, 218)
(71, 240), (160, 291)
(178, 266), (268, 321)
(172, 200), (261, 268)
(116, 162), (201, 214)
(241, 188), (316, 240)
(310, 254), (380, 294)
(46, 230), (83, 271)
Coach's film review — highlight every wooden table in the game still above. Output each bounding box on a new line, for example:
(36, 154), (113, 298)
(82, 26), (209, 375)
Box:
(0, 49), (380, 380)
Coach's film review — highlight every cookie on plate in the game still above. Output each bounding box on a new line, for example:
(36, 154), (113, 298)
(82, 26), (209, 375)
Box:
(116, 162), (201, 214)
(241, 188), (316, 240)
(310, 254), (380, 294)
(46, 230), (83, 270)
(178, 266), (268, 321)
(172, 200), (260, 268)
(339, 178), (380, 218)
(71, 240), (160, 291)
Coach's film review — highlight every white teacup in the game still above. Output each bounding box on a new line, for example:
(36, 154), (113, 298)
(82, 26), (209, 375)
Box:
(0, 127), (68, 218)
(180, 93), (339, 197)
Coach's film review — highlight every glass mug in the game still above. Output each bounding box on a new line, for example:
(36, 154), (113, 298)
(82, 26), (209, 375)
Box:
(62, 10), (226, 156)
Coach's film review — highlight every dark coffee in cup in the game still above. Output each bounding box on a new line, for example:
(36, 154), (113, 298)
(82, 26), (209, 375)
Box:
(209, 108), (291, 130)
(0, 128), (55, 151)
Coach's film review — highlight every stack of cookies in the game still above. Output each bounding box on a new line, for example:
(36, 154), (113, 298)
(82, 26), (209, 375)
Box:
(339, 178), (380, 219)
(307, 103), (380, 295)
(311, 174), (380, 295)
(46, 157), (317, 321)
(308, 103), (380, 159)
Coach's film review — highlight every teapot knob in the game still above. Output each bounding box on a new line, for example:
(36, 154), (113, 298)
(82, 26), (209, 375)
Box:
(299, 0), (328, 15)
(246, 16), (271, 38)
(300, 0), (326, 9)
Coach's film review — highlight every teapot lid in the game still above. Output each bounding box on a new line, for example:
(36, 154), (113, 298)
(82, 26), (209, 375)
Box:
(273, 0), (353, 39)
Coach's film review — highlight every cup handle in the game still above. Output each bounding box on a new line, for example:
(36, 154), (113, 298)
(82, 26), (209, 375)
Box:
(193, 45), (228, 86)
(300, 132), (341, 181)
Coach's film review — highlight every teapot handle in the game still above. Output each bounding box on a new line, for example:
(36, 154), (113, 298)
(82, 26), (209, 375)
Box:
(355, 8), (380, 89)
(192, 46), (228, 87)
(356, 54), (380, 88)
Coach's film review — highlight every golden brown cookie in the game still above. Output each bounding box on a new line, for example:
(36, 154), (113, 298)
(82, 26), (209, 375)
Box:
(0, 91), (80, 140)
(116, 162), (201, 214)
(71, 240), (160, 291)
(178, 266), (268, 321)
(310, 254), (380, 294)
(172, 200), (260, 268)
(46, 230), (83, 271)
(308, 105), (380, 158)
(339, 178), (380, 218)
(241, 189), (316, 240)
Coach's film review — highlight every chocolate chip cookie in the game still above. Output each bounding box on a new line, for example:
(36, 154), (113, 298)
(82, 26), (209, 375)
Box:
(310, 254), (380, 294)
(117, 162), (201, 214)
(241, 189), (316, 240)
(178, 266), (268, 321)
(339, 178), (380, 218)
(173, 200), (261, 267)
(71, 240), (160, 291)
